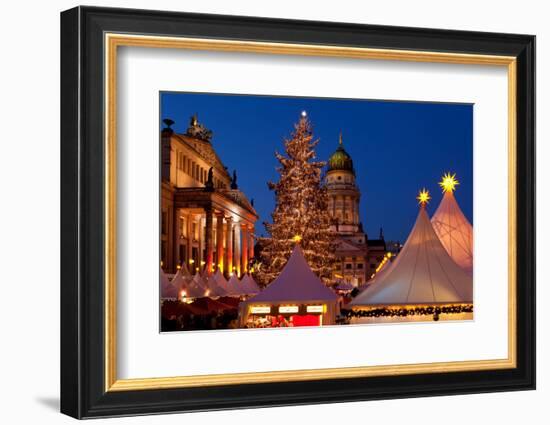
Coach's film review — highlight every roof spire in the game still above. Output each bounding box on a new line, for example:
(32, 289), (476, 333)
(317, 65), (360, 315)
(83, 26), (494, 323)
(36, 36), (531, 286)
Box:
(339, 131), (343, 145)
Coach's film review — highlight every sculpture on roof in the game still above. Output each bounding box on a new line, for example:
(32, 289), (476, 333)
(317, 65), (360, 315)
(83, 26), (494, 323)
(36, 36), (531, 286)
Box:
(185, 114), (213, 142)
(231, 170), (238, 190)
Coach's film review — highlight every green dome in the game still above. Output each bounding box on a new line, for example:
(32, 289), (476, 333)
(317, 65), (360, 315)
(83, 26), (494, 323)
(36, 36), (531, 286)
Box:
(328, 139), (354, 173)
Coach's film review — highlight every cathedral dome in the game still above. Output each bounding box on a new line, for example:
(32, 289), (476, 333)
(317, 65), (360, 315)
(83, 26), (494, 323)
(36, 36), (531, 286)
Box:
(327, 134), (354, 173)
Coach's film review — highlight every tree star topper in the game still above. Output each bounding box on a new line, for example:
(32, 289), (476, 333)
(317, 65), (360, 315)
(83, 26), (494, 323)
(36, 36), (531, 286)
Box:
(417, 188), (431, 206)
(439, 172), (459, 193)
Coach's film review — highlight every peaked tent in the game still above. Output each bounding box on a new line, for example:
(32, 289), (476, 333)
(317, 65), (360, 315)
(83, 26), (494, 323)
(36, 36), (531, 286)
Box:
(241, 274), (261, 295)
(169, 271), (206, 299)
(160, 267), (178, 300)
(181, 278), (207, 299)
(226, 274), (245, 297)
(239, 245), (339, 326)
(431, 190), (474, 274)
(349, 206), (473, 307)
(171, 263), (192, 290)
(205, 270), (230, 297)
(191, 272), (207, 290)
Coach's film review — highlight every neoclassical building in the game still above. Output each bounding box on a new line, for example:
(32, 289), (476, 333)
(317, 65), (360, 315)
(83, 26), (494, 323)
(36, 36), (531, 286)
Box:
(160, 115), (258, 277)
(326, 134), (387, 286)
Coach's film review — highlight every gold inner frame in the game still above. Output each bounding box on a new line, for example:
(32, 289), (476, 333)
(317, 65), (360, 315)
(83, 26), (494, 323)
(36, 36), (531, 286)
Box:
(104, 33), (517, 392)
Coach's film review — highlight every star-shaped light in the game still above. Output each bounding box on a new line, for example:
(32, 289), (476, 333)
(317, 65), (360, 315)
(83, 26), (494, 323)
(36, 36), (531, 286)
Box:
(417, 188), (431, 206)
(301, 110), (307, 117)
(439, 172), (459, 193)
(292, 234), (302, 243)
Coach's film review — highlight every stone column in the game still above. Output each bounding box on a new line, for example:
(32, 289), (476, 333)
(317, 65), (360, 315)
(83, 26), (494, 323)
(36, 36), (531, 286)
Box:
(205, 207), (214, 275)
(248, 226), (254, 262)
(216, 213), (224, 273)
(225, 217), (233, 277)
(233, 223), (241, 277)
(186, 213), (193, 268)
(241, 224), (248, 274)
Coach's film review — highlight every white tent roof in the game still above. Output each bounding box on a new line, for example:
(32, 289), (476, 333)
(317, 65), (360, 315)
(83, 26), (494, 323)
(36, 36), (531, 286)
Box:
(163, 269), (205, 299)
(160, 267), (178, 299)
(205, 270), (230, 297)
(241, 274), (261, 295)
(247, 245), (338, 303)
(226, 274), (246, 296)
(170, 263), (192, 290)
(181, 279), (207, 299)
(350, 207), (473, 306)
(431, 191), (474, 274)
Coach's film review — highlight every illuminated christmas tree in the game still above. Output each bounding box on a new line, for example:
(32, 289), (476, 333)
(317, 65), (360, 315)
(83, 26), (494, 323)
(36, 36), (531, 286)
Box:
(257, 112), (336, 285)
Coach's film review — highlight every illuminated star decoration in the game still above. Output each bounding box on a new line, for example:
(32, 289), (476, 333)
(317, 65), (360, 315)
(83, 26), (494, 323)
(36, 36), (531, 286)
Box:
(439, 172), (459, 193)
(301, 110), (307, 118)
(417, 188), (431, 206)
(292, 234), (303, 243)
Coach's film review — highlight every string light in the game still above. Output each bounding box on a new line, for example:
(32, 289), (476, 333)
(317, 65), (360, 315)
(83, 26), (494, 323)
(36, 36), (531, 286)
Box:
(343, 304), (473, 321)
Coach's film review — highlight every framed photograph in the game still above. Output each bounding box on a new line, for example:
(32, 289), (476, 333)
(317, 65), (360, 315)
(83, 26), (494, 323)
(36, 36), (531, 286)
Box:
(60, 6), (535, 419)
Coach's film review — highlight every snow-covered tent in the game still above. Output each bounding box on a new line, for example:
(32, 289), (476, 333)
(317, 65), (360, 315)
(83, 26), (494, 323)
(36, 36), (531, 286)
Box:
(239, 245), (339, 326)
(349, 199), (473, 308)
(241, 274), (261, 295)
(160, 267), (178, 300)
(431, 173), (474, 274)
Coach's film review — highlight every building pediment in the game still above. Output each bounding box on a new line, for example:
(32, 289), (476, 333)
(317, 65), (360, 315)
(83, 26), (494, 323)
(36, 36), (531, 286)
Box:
(335, 238), (368, 253)
(174, 134), (231, 181)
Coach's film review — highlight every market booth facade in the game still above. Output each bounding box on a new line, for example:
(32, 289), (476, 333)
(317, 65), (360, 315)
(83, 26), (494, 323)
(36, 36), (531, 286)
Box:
(239, 245), (339, 328)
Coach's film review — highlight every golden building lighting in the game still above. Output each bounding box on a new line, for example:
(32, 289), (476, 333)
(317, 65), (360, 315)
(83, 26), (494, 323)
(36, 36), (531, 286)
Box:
(160, 115), (258, 277)
(325, 133), (388, 287)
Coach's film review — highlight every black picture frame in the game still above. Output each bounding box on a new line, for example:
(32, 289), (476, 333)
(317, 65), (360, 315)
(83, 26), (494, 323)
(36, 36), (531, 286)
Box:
(61, 6), (535, 419)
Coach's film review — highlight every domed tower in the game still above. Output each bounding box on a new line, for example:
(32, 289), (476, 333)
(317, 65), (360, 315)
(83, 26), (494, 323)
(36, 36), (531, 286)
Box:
(326, 133), (364, 239)
(326, 134), (370, 287)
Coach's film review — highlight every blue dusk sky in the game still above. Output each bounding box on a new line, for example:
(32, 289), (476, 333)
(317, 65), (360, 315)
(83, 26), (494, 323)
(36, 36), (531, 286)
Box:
(160, 92), (473, 243)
